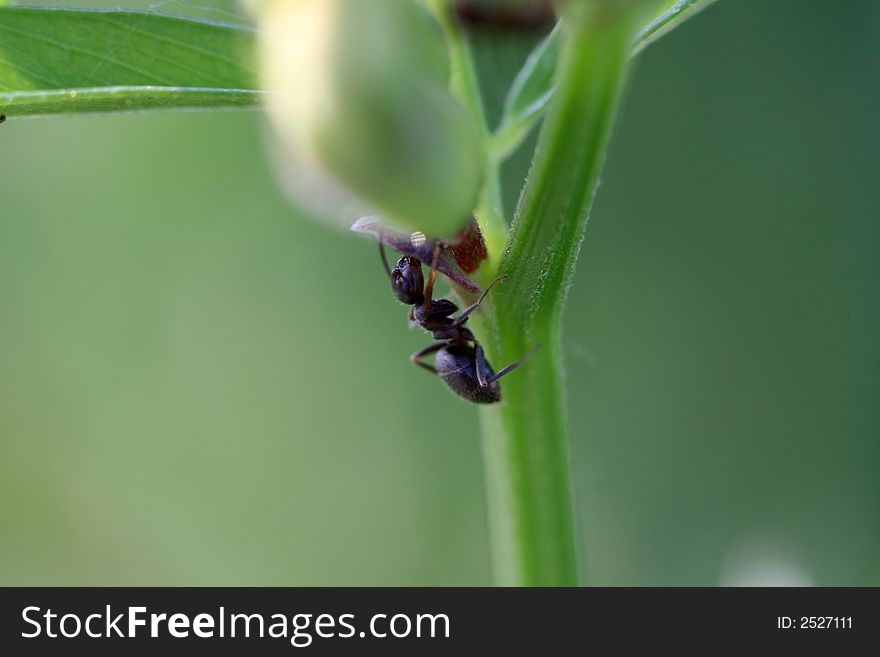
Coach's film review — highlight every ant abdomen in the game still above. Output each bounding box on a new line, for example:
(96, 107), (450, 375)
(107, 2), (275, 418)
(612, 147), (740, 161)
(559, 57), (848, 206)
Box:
(436, 344), (502, 404)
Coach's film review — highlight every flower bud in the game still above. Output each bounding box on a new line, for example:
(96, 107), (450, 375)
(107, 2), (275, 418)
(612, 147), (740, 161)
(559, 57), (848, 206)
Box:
(260, 0), (483, 237)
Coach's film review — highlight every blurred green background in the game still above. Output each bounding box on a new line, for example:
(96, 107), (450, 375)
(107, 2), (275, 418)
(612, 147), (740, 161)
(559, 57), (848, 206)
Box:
(1, 0), (877, 585)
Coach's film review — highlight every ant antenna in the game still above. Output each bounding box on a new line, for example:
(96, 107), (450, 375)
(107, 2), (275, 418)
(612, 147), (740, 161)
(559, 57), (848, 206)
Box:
(486, 343), (543, 384)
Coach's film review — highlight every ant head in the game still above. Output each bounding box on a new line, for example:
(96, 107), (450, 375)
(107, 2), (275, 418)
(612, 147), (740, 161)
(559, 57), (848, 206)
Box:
(391, 256), (425, 305)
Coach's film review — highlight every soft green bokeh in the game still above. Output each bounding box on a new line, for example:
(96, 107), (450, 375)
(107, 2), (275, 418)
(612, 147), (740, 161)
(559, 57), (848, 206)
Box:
(1, 0), (878, 585)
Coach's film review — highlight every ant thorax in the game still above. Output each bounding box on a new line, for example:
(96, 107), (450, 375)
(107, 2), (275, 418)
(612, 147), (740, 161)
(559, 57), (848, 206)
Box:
(413, 299), (458, 324)
(410, 299), (467, 341)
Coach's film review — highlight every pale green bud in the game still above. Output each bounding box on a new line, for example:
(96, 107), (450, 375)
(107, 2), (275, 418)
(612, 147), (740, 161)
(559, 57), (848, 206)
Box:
(260, 0), (483, 237)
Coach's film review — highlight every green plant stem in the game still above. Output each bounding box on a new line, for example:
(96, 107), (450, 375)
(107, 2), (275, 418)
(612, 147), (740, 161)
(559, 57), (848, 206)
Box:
(479, 3), (647, 586)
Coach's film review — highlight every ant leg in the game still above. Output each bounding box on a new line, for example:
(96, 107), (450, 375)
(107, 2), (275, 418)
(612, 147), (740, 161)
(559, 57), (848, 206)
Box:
(473, 342), (494, 387)
(378, 242), (393, 279)
(452, 275), (507, 327)
(410, 342), (446, 375)
(422, 242), (442, 310)
(474, 342), (541, 387)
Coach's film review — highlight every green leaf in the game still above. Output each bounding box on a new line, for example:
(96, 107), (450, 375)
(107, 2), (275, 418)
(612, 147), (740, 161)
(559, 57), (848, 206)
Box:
(492, 0), (718, 159)
(0, 7), (261, 119)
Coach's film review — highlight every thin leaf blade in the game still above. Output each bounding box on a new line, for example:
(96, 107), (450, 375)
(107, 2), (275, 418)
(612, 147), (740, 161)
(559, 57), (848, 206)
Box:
(633, 0), (720, 53)
(492, 22), (562, 160)
(492, 0), (719, 158)
(0, 7), (261, 119)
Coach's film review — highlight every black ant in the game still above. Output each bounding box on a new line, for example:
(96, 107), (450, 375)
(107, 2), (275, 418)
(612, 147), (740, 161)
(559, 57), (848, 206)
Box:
(379, 242), (536, 404)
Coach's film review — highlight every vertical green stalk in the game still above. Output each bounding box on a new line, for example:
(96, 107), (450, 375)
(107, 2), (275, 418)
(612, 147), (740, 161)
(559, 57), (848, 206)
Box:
(429, 0), (508, 263)
(479, 3), (652, 586)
